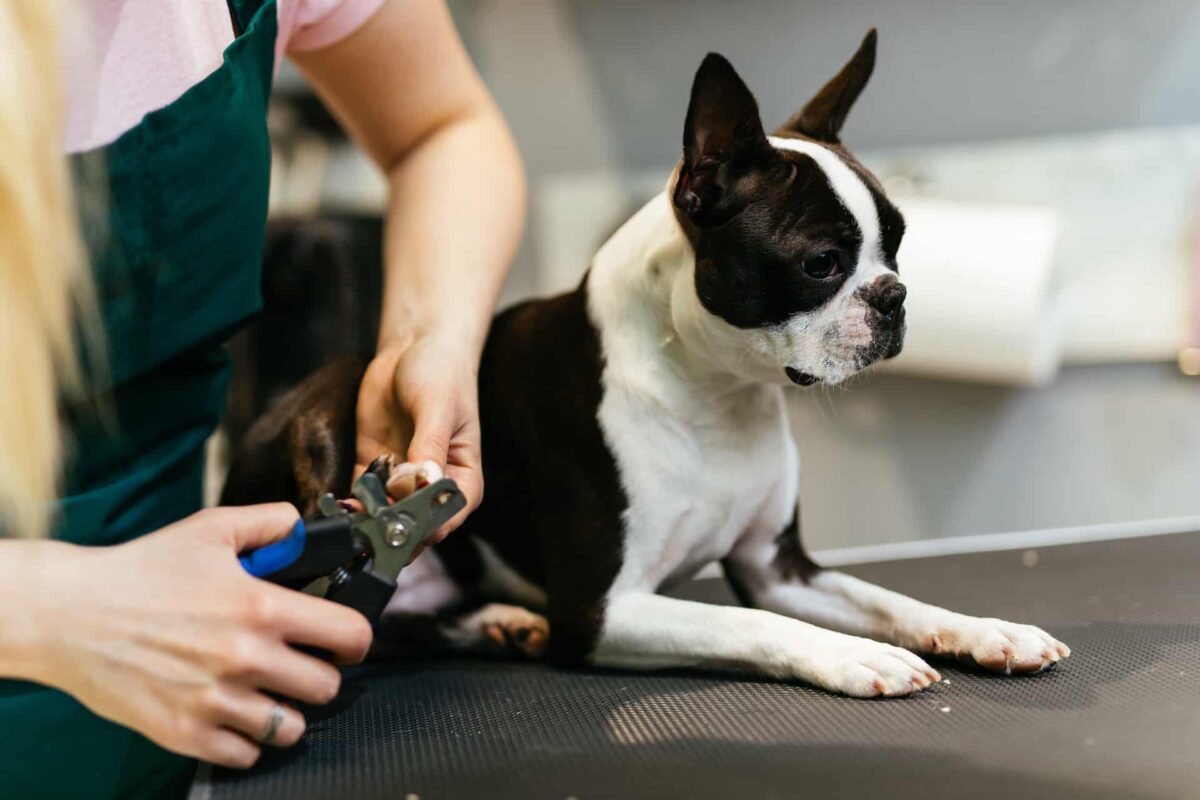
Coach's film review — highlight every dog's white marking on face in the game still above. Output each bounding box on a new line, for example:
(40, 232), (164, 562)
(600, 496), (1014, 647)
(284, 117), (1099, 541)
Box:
(767, 135), (882, 260)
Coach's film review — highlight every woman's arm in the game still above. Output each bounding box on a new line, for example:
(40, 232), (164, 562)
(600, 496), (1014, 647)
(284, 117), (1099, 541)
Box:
(292, 0), (527, 531)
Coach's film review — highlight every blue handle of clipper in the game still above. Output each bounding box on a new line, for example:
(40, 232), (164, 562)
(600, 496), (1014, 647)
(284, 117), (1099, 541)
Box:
(239, 519), (307, 578)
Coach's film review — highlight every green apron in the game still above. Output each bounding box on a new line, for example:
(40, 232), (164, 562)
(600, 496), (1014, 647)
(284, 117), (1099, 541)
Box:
(0, 1), (277, 796)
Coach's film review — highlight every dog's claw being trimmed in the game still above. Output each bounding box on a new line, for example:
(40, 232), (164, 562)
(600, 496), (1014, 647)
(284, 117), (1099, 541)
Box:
(365, 454), (396, 483)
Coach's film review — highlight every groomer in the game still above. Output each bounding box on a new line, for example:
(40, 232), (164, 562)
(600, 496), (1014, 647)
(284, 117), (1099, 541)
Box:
(0, 1), (524, 797)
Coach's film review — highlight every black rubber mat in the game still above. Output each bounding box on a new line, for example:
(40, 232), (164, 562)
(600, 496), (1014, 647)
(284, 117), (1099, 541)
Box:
(197, 531), (1200, 800)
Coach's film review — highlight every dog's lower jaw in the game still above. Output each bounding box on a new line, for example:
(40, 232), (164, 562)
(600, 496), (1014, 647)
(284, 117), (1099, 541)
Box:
(881, 324), (906, 359)
(784, 367), (820, 386)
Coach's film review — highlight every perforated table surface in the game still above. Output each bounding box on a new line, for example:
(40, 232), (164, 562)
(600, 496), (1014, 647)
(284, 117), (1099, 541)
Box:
(192, 529), (1200, 800)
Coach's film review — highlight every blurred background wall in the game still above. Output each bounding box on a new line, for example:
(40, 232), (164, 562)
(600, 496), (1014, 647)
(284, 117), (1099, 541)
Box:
(452, 0), (1200, 176)
(267, 0), (1200, 550)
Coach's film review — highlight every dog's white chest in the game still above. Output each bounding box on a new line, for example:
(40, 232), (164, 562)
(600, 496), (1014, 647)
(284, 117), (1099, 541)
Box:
(598, 378), (798, 593)
(585, 192), (801, 595)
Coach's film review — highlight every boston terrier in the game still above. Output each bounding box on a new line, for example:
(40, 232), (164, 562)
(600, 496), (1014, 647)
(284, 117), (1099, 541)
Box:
(224, 30), (1069, 696)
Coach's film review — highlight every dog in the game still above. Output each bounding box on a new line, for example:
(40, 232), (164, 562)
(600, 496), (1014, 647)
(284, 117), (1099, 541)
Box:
(224, 30), (1069, 696)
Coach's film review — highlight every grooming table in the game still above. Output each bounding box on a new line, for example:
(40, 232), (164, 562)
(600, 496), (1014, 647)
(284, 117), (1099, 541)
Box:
(192, 525), (1200, 800)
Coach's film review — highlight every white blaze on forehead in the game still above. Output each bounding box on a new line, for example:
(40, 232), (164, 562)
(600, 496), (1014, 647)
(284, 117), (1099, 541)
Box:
(767, 135), (882, 261)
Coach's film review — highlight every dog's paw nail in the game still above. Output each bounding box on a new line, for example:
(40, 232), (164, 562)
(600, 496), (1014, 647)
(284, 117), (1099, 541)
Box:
(483, 624), (506, 647)
(366, 455), (394, 480)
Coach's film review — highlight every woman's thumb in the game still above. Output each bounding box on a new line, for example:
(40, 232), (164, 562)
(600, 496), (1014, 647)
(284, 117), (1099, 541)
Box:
(213, 503), (301, 552)
(403, 401), (453, 471)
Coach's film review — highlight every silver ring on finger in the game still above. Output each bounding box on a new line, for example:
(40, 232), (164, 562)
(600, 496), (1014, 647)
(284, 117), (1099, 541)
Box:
(257, 703), (286, 745)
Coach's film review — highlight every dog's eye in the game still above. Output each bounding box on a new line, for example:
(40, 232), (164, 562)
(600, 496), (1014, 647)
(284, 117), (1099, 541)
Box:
(802, 251), (841, 279)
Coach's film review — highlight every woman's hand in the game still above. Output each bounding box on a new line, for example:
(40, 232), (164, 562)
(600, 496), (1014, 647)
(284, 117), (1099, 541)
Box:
(10, 504), (372, 769)
(355, 331), (482, 540)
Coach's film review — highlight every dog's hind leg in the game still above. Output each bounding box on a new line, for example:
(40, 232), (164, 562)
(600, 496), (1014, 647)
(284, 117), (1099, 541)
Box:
(442, 603), (549, 659)
(588, 592), (939, 697)
(372, 541), (549, 661)
(723, 514), (1071, 675)
(374, 603), (549, 661)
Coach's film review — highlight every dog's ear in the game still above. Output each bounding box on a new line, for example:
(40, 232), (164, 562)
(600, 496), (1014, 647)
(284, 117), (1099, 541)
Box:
(777, 28), (876, 144)
(674, 53), (773, 228)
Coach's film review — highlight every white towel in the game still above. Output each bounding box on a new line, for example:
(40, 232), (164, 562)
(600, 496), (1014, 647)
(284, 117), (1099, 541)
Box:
(878, 199), (1063, 385)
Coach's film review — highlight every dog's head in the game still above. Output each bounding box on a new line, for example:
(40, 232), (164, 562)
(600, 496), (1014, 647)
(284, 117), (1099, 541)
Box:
(671, 30), (906, 387)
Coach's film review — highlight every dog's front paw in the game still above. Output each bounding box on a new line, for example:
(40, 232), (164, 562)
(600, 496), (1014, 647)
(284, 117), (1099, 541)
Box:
(923, 617), (1070, 674)
(801, 634), (941, 698)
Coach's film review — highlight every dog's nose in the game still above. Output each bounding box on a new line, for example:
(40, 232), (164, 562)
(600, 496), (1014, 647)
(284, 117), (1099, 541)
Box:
(867, 275), (906, 322)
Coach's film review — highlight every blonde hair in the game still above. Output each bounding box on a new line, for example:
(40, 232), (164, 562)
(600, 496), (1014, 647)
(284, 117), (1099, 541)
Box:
(0, 1), (96, 538)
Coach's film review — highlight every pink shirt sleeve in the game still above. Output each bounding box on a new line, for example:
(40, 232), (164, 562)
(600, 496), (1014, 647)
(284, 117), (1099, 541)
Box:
(63, 0), (388, 153)
(276, 0), (387, 56)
